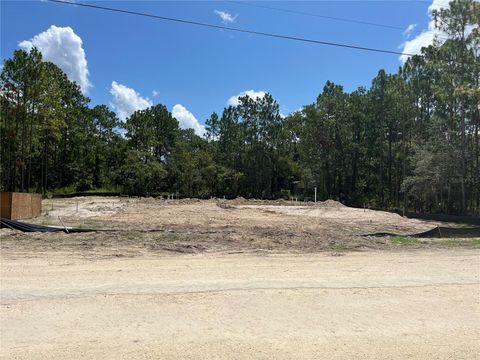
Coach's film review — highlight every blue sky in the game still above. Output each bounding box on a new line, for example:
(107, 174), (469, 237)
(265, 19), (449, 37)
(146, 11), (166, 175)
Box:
(1, 0), (443, 134)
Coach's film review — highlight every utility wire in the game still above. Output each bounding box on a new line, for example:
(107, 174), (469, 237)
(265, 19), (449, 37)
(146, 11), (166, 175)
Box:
(48, 0), (416, 57)
(226, 0), (450, 40)
(227, 0), (408, 32)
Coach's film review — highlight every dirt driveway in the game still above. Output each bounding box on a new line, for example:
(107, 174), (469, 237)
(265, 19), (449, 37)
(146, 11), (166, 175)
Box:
(1, 250), (479, 359)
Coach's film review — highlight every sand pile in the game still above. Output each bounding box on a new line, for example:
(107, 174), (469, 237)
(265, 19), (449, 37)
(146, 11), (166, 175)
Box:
(317, 199), (346, 209)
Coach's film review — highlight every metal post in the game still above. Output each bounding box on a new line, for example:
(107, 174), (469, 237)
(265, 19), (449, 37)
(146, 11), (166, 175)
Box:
(314, 187), (317, 203)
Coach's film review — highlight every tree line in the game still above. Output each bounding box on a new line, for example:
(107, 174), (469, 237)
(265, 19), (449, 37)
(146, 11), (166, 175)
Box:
(1, 0), (479, 215)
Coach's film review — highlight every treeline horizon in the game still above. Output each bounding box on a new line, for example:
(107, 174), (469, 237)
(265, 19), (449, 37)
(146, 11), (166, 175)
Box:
(1, 0), (479, 215)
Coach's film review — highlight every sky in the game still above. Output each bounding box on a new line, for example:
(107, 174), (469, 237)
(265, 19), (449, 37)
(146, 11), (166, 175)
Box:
(1, 0), (452, 135)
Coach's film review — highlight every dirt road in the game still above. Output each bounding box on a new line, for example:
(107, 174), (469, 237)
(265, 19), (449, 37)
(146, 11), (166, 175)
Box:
(2, 250), (479, 359)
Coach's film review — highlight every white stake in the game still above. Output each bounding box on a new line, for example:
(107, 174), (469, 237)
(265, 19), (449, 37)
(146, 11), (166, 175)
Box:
(314, 187), (317, 203)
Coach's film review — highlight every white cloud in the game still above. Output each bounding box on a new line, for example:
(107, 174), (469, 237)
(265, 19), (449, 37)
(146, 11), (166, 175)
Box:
(428, 0), (449, 12)
(399, 0), (448, 63)
(110, 81), (152, 121)
(400, 32), (439, 63)
(19, 25), (91, 93)
(214, 10), (238, 24)
(403, 24), (417, 38)
(152, 90), (159, 97)
(227, 89), (267, 106)
(172, 104), (206, 137)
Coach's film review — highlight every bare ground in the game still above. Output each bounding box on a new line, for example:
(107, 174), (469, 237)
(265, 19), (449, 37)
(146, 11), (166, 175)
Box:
(1, 251), (479, 359)
(1, 196), (478, 256)
(1, 197), (479, 359)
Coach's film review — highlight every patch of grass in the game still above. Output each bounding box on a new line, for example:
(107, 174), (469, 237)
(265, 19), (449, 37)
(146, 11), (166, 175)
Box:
(390, 236), (480, 247)
(84, 186), (122, 194)
(390, 236), (420, 245)
(331, 244), (350, 251)
(438, 238), (480, 246)
(47, 185), (75, 197)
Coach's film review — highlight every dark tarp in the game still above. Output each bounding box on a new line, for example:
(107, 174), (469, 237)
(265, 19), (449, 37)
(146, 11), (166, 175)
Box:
(0, 218), (96, 233)
(3, 217), (479, 238)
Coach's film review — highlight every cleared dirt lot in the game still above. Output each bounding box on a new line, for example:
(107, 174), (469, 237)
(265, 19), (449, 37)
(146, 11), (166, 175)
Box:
(2, 196), (478, 255)
(1, 197), (479, 359)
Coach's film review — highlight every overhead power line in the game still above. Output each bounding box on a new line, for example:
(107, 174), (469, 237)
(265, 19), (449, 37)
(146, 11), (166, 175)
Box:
(227, 0), (408, 32)
(226, 0), (450, 40)
(48, 0), (416, 57)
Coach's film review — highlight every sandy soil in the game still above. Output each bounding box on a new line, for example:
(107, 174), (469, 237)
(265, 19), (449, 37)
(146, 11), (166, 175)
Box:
(1, 197), (479, 359)
(1, 251), (479, 359)
(2, 196), (477, 256)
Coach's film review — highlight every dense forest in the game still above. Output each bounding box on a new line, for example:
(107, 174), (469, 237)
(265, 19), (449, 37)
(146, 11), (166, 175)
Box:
(1, 0), (479, 215)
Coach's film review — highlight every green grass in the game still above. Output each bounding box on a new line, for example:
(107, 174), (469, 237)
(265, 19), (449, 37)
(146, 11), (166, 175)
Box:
(390, 236), (421, 244)
(83, 186), (122, 193)
(49, 186), (122, 197)
(390, 236), (480, 246)
(47, 185), (76, 197)
(439, 238), (480, 246)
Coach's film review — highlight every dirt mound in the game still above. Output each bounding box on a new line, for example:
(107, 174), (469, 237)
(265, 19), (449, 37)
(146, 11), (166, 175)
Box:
(317, 199), (346, 209)
(178, 198), (201, 204)
(230, 196), (249, 205)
